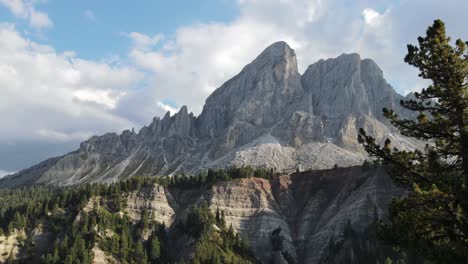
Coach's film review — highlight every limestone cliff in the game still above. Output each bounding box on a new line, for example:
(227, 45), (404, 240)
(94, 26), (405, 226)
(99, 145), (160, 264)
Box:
(121, 167), (401, 263)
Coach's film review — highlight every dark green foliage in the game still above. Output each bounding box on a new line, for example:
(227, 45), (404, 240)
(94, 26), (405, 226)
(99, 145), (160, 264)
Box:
(170, 167), (277, 189)
(148, 231), (161, 262)
(358, 19), (468, 262)
(0, 169), (268, 263)
(182, 204), (258, 264)
(185, 202), (215, 238)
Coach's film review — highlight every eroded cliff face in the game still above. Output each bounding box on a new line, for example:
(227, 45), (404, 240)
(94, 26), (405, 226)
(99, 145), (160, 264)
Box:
(0, 230), (24, 263)
(121, 167), (400, 264)
(0, 41), (419, 188)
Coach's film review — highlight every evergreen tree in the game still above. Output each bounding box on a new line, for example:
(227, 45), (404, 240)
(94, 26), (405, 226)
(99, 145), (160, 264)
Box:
(120, 227), (130, 259)
(148, 232), (161, 263)
(221, 210), (226, 226)
(358, 19), (468, 262)
(52, 248), (60, 263)
(134, 240), (147, 264)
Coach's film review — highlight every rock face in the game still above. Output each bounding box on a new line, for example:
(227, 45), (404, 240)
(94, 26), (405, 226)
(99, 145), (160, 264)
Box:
(125, 184), (178, 226)
(120, 167), (401, 264)
(0, 230), (24, 263)
(208, 167), (401, 263)
(0, 41), (418, 187)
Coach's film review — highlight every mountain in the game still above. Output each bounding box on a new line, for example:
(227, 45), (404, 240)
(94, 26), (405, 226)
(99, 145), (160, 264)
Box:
(0, 41), (418, 187)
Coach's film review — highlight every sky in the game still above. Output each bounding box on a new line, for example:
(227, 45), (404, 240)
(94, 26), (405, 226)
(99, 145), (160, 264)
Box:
(0, 0), (466, 177)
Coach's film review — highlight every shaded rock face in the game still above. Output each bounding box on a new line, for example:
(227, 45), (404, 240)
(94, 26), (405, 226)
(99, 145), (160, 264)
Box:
(120, 167), (400, 264)
(273, 167), (399, 263)
(1, 41), (418, 187)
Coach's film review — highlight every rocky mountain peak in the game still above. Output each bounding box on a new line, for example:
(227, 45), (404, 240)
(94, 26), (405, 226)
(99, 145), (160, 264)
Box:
(197, 41), (302, 141)
(260, 40), (293, 55)
(300, 53), (403, 120)
(252, 41), (296, 64)
(178, 105), (189, 116)
(0, 41), (419, 188)
(246, 41), (299, 82)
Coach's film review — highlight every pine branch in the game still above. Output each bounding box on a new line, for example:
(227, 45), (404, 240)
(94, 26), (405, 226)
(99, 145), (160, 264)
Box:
(358, 130), (434, 184)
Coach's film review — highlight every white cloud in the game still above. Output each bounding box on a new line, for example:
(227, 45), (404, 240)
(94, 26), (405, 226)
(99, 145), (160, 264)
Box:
(0, 23), (142, 144)
(0, 169), (14, 178)
(157, 101), (177, 115)
(73, 89), (125, 109)
(36, 129), (93, 142)
(84, 9), (95, 21)
(362, 8), (381, 26)
(238, 0), (324, 27)
(125, 32), (164, 51)
(0, 0), (52, 28)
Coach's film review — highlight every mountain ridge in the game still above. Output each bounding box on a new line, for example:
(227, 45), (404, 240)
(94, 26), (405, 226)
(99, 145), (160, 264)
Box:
(0, 41), (419, 187)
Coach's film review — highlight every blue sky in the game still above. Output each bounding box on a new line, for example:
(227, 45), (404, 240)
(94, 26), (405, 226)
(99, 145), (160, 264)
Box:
(0, 0), (465, 175)
(0, 1), (238, 60)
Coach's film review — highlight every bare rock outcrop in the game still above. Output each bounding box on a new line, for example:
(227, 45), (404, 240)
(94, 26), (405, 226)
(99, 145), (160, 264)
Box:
(125, 185), (178, 226)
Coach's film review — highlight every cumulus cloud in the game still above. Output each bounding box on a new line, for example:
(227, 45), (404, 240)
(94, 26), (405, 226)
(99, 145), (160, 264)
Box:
(0, 23), (142, 145)
(125, 32), (164, 51)
(0, 0), (52, 28)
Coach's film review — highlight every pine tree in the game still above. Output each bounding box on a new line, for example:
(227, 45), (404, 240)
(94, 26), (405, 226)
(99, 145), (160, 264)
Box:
(41, 253), (53, 264)
(148, 232), (161, 263)
(120, 228), (130, 259)
(138, 209), (149, 236)
(220, 210), (226, 226)
(134, 240), (147, 264)
(358, 19), (468, 262)
(7, 222), (15, 235)
(52, 248), (60, 263)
